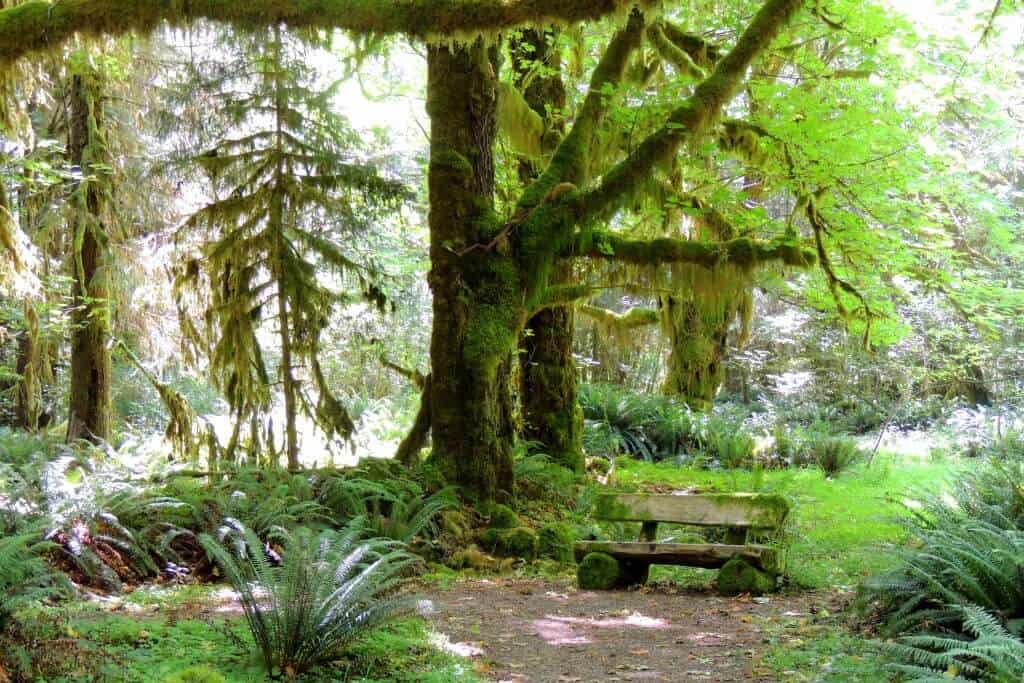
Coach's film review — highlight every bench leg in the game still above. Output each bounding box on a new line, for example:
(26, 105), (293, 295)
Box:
(724, 527), (747, 545)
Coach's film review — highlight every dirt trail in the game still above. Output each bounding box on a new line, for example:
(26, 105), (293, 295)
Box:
(425, 578), (833, 682)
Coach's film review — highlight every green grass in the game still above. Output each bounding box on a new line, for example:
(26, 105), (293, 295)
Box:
(5, 594), (480, 682)
(752, 612), (890, 681)
(612, 453), (958, 589)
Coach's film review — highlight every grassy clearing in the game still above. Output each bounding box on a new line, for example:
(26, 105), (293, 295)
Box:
(612, 452), (958, 590)
(6, 596), (479, 682)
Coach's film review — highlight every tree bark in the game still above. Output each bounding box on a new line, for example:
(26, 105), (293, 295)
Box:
(426, 42), (517, 502)
(512, 30), (583, 472)
(66, 72), (112, 444)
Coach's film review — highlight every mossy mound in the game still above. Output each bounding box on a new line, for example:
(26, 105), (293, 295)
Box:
(483, 503), (521, 529)
(577, 551), (620, 590)
(537, 522), (574, 563)
(481, 526), (538, 561)
(449, 545), (499, 571)
(717, 557), (776, 596)
(163, 667), (226, 683)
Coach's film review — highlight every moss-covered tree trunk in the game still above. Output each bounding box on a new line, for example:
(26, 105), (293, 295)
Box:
(513, 30), (583, 471)
(66, 72), (112, 444)
(426, 42), (518, 501)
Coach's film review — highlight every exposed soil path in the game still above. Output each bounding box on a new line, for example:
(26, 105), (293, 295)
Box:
(425, 577), (836, 682)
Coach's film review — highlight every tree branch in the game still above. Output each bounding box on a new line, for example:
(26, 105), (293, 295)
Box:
(647, 23), (706, 80)
(578, 304), (659, 329)
(571, 230), (815, 269)
(0, 0), (643, 63)
(573, 0), (804, 224)
(519, 8), (646, 208)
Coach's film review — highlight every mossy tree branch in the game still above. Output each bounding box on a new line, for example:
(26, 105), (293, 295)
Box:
(518, 8), (646, 209)
(0, 0), (646, 63)
(647, 23), (706, 80)
(571, 230), (816, 269)
(573, 0), (804, 225)
(578, 304), (659, 329)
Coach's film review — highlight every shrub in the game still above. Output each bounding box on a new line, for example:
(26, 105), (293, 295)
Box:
(812, 436), (862, 477)
(862, 452), (1024, 680)
(0, 526), (68, 633)
(200, 522), (414, 677)
(538, 522), (574, 563)
(321, 476), (456, 543)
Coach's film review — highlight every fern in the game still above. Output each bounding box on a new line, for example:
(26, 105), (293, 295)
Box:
(199, 522), (414, 676)
(0, 525), (69, 632)
(885, 604), (1024, 682)
(321, 477), (455, 543)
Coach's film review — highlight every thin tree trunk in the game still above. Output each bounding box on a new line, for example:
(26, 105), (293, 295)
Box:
(426, 42), (517, 502)
(66, 72), (112, 444)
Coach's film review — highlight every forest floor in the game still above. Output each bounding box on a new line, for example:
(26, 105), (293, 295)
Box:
(424, 577), (845, 682)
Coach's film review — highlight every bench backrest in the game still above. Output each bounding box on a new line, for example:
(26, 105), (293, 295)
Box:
(593, 492), (789, 529)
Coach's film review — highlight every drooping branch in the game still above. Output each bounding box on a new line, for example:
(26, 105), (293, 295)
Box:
(578, 304), (659, 329)
(805, 195), (876, 348)
(0, 0), (643, 63)
(574, 0), (804, 224)
(571, 230), (816, 269)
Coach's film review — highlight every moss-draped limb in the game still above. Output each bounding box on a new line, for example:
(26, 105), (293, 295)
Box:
(532, 283), (594, 311)
(517, 8), (645, 210)
(578, 304), (659, 329)
(571, 230), (815, 269)
(659, 20), (722, 67)
(0, 0), (644, 63)
(575, 0), (805, 224)
(647, 24), (706, 80)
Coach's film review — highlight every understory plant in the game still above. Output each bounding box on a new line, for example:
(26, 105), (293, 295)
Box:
(199, 522), (414, 677)
(862, 445), (1024, 679)
(812, 435), (862, 477)
(0, 525), (68, 632)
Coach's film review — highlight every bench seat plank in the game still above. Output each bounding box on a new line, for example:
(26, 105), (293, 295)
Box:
(594, 493), (788, 529)
(574, 540), (777, 571)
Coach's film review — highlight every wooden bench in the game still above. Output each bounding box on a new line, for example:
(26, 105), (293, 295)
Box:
(574, 492), (790, 594)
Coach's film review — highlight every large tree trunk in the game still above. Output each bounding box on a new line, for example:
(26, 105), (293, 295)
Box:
(66, 72), (112, 444)
(513, 30), (583, 472)
(426, 42), (518, 502)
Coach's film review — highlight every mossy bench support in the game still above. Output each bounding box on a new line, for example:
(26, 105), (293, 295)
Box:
(574, 493), (789, 594)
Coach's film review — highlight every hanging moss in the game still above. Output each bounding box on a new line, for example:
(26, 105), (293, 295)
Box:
(0, 0), (654, 64)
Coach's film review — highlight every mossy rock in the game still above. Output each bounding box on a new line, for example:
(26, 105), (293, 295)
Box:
(537, 522), (574, 563)
(483, 502), (521, 529)
(439, 509), (472, 543)
(577, 551), (620, 590)
(480, 526), (538, 561)
(717, 557), (776, 596)
(163, 667), (226, 683)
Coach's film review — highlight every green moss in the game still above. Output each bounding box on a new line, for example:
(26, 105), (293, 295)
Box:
(163, 666), (226, 683)
(577, 551), (620, 590)
(481, 525), (538, 560)
(537, 522), (575, 563)
(483, 502), (520, 529)
(502, 526), (539, 560)
(717, 557), (776, 596)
